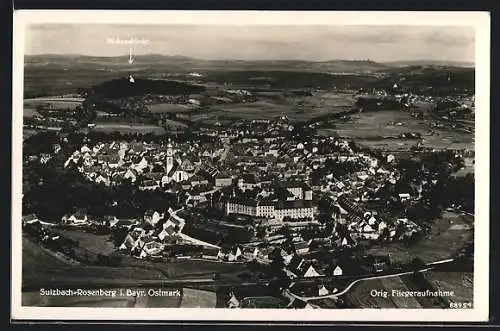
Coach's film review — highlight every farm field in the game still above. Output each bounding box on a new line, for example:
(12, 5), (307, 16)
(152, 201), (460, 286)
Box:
(22, 236), (72, 275)
(23, 265), (168, 286)
(147, 103), (194, 114)
(179, 288), (217, 308)
(355, 138), (420, 151)
(24, 97), (83, 109)
(421, 133), (474, 150)
(23, 107), (41, 118)
(343, 278), (397, 308)
(367, 211), (474, 264)
(379, 277), (423, 308)
(90, 123), (167, 134)
(240, 296), (288, 308)
(54, 229), (116, 256)
(148, 259), (246, 280)
(425, 272), (473, 304)
(25, 97), (85, 102)
(318, 109), (473, 150)
(205, 100), (291, 121)
(22, 236), (168, 288)
(23, 129), (40, 140)
(143, 290), (183, 308)
(187, 92), (355, 124)
(326, 110), (429, 138)
(399, 274), (447, 308)
(308, 297), (342, 308)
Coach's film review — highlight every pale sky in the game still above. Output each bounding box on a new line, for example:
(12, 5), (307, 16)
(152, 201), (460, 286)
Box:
(25, 24), (475, 63)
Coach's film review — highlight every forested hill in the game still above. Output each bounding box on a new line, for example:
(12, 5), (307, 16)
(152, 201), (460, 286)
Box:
(90, 77), (205, 98)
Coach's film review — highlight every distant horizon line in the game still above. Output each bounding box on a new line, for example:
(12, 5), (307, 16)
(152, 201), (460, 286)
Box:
(24, 53), (475, 65)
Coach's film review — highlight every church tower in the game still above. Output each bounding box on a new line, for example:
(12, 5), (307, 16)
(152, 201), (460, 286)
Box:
(166, 139), (174, 174)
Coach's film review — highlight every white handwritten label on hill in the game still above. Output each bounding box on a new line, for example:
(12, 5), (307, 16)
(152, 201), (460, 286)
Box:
(106, 37), (150, 45)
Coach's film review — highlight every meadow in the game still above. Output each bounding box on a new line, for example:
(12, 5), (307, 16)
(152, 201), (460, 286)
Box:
(147, 103), (193, 114)
(367, 211), (474, 264)
(90, 123), (167, 135)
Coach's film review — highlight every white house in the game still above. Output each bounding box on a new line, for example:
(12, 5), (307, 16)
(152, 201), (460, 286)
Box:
(227, 292), (240, 308)
(363, 224), (375, 233)
(303, 265), (322, 278)
(144, 210), (162, 227)
(81, 145), (91, 153)
(124, 168), (138, 183)
(333, 265), (343, 276)
(63, 211), (88, 225)
(398, 193), (411, 202)
(137, 157), (150, 172)
(95, 174), (110, 186)
(318, 285), (329, 296)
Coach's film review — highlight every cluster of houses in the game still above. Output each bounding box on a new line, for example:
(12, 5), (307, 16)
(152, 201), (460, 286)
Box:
(64, 139), (226, 190)
(117, 209), (189, 259)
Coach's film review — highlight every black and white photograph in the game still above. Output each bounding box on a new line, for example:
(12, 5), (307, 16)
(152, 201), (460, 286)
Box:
(11, 11), (490, 322)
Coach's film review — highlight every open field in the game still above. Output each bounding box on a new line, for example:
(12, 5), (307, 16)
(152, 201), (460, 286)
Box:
(22, 236), (72, 275)
(187, 93), (355, 123)
(143, 290), (183, 308)
(23, 265), (168, 287)
(320, 110), (429, 138)
(425, 272), (473, 304)
(367, 212), (474, 264)
(318, 109), (474, 150)
(147, 103), (194, 114)
(399, 273), (448, 308)
(205, 100), (291, 121)
(24, 98), (83, 109)
(23, 107), (41, 118)
(421, 133), (474, 150)
(180, 288), (217, 308)
(163, 119), (188, 128)
(54, 229), (116, 256)
(22, 236), (168, 288)
(355, 138), (420, 151)
(343, 278), (397, 308)
(149, 259), (246, 280)
(240, 296), (288, 308)
(91, 123), (167, 134)
(309, 297), (343, 308)
(23, 129), (40, 140)
(22, 243), (246, 287)
(379, 277), (423, 308)
(25, 97), (85, 103)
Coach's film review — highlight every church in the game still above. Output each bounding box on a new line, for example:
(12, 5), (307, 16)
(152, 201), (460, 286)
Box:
(161, 140), (195, 186)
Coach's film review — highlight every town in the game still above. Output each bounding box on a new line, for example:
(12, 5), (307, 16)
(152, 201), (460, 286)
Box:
(21, 49), (475, 309)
